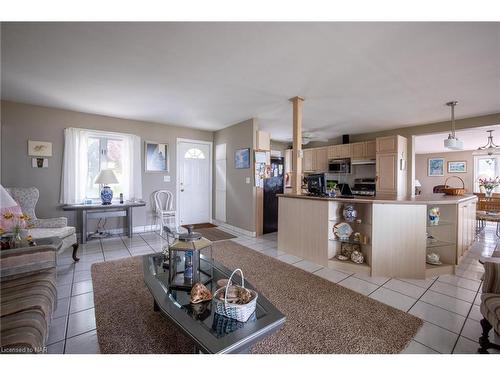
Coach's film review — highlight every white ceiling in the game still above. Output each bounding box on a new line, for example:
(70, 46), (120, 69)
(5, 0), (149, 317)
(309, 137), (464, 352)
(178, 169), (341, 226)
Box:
(415, 125), (500, 154)
(1, 22), (500, 141)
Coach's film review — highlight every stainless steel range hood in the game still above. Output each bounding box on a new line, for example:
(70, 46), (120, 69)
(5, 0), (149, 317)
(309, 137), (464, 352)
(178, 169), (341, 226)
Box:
(351, 159), (376, 165)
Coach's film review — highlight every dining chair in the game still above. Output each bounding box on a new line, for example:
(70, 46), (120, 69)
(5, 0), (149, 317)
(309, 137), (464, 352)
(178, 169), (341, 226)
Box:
(153, 190), (176, 236)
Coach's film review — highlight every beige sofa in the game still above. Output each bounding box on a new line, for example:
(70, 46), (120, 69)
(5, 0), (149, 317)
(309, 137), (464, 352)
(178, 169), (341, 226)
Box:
(6, 187), (79, 261)
(0, 243), (58, 353)
(479, 260), (500, 353)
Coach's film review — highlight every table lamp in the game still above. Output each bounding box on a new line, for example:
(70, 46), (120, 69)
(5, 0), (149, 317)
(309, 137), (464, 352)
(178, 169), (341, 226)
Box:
(1, 184), (17, 209)
(95, 169), (118, 205)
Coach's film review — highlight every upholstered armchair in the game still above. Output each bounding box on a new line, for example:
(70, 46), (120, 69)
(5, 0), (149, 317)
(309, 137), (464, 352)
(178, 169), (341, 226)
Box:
(479, 260), (500, 353)
(6, 187), (79, 261)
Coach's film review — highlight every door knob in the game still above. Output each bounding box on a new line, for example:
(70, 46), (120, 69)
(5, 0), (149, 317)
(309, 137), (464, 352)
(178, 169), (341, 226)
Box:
(181, 189), (184, 192)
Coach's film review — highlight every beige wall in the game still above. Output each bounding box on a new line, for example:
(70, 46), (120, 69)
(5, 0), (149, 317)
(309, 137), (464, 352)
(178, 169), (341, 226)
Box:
(213, 119), (257, 233)
(415, 151), (474, 195)
(1, 100), (213, 234)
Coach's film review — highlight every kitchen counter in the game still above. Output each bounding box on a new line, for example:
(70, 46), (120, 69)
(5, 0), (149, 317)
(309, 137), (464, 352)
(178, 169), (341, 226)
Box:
(277, 193), (477, 279)
(277, 193), (477, 205)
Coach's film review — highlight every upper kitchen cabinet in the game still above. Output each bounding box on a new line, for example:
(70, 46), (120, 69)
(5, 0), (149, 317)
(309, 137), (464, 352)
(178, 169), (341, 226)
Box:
(376, 135), (398, 153)
(375, 135), (407, 196)
(315, 147), (328, 172)
(256, 130), (271, 150)
(303, 147), (328, 173)
(351, 142), (365, 159)
(338, 144), (351, 158)
(302, 148), (316, 172)
(365, 140), (376, 159)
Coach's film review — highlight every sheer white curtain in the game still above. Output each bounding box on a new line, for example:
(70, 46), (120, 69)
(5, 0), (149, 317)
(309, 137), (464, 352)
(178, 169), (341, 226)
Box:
(60, 127), (142, 204)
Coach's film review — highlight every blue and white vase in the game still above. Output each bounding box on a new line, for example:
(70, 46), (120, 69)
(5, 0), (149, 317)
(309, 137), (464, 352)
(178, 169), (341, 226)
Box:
(343, 205), (357, 222)
(100, 186), (113, 205)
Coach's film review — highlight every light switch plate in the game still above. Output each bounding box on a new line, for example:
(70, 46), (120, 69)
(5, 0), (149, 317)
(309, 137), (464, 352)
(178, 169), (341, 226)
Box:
(245, 177), (251, 184)
(164, 175), (171, 182)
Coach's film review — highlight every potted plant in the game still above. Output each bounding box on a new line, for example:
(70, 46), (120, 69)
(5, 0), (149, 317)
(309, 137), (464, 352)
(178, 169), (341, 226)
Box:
(0, 211), (31, 248)
(478, 177), (500, 197)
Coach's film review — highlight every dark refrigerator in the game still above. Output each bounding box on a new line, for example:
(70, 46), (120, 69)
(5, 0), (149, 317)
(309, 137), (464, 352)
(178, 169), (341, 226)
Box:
(263, 156), (284, 234)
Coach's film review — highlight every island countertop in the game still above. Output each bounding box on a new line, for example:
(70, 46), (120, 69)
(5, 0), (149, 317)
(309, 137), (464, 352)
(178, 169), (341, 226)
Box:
(277, 193), (478, 205)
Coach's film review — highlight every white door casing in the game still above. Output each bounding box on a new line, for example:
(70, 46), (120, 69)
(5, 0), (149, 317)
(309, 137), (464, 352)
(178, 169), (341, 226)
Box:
(176, 139), (213, 226)
(215, 143), (227, 222)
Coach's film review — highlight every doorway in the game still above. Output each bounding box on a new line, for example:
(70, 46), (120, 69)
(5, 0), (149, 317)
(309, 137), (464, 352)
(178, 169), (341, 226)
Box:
(176, 139), (213, 226)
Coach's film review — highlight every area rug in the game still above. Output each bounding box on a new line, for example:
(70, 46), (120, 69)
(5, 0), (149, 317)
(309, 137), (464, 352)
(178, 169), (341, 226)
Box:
(195, 227), (237, 241)
(91, 241), (422, 354)
(182, 223), (217, 229)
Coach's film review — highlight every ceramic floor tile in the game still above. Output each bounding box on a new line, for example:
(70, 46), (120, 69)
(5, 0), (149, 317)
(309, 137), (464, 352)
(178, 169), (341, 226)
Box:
(413, 322), (458, 353)
(460, 318), (500, 345)
(467, 304), (482, 321)
(129, 246), (155, 255)
(261, 248), (280, 258)
(70, 292), (95, 314)
(473, 292), (482, 306)
(46, 340), (65, 354)
(430, 281), (477, 303)
(64, 330), (100, 354)
(402, 340), (439, 354)
(419, 290), (472, 317)
(370, 287), (416, 311)
(53, 297), (70, 319)
(409, 301), (465, 333)
(452, 336), (481, 354)
(313, 267), (351, 283)
(437, 274), (481, 292)
(383, 279), (426, 299)
(47, 316), (67, 345)
(74, 262), (94, 272)
(338, 276), (379, 296)
(277, 254), (303, 264)
(353, 274), (390, 286)
(79, 253), (105, 263)
(293, 260), (323, 273)
(397, 277), (436, 289)
(455, 269), (485, 281)
(73, 271), (92, 283)
(67, 308), (96, 338)
(57, 284), (72, 299)
(56, 271), (74, 286)
(72, 280), (93, 296)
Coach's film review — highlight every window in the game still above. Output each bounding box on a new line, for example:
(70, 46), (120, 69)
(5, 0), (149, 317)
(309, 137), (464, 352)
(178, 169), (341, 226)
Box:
(184, 148), (206, 159)
(474, 155), (500, 192)
(86, 136), (125, 199)
(60, 128), (142, 204)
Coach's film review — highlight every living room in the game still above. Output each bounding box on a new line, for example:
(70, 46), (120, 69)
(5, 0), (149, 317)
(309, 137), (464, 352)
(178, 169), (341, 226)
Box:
(1, 1), (499, 374)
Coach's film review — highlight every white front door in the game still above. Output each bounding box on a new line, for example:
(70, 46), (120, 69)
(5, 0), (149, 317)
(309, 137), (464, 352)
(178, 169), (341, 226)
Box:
(215, 143), (227, 222)
(178, 140), (212, 225)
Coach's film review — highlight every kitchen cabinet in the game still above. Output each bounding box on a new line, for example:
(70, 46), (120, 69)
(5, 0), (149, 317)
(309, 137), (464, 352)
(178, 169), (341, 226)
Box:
(375, 135), (407, 196)
(315, 147), (328, 172)
(338, 144), (351, 158)
(351, 142), (366, 159)
(303, 149), (315, 172)
(376, 136), (398, 153)
(365, 140), (376, 159)
(256, 130), (270, 150)
(328, 145), (340, 159)
(456, 200), (476, 263)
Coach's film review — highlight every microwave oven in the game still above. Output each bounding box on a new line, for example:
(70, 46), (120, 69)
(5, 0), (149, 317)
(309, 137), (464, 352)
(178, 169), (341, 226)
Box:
(328, 158), (351, 173)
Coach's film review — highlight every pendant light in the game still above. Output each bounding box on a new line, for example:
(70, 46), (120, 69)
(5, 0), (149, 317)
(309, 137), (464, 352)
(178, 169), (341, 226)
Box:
(443, 101), (463, 150)
(477, 130), (500, 155)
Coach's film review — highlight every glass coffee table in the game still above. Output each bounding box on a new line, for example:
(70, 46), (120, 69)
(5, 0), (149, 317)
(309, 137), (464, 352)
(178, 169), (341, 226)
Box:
(143, 253), (286, 353)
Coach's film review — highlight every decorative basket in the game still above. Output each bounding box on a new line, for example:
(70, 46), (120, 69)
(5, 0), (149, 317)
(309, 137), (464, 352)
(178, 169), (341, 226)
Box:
(213, 268), (258, 323)
(442, 176), (466, 196)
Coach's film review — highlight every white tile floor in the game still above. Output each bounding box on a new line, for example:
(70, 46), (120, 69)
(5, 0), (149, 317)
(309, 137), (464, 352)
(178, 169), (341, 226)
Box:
(46, 224), (500, 354)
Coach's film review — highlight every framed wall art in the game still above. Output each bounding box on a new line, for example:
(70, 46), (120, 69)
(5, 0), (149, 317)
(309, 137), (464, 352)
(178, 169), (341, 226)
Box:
(428, 158), (445, 176)
(145, 141), (169, 172)
(28, 140), (52, 157)
(235, 148), (250, 169)
(447, 161), (467, 173)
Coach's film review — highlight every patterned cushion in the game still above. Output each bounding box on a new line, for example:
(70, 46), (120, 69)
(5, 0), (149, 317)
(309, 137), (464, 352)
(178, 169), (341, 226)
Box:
(480, 293), (500, 333)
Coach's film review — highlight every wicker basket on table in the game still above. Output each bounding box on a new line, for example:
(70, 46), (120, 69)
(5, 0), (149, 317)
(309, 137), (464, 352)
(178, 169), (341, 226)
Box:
(213, 268), (258, 322)
(442, 176), (466, 196)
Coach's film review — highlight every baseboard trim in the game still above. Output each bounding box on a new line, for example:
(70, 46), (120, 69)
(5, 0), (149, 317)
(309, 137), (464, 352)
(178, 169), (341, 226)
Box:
(212, 220), (256, 237)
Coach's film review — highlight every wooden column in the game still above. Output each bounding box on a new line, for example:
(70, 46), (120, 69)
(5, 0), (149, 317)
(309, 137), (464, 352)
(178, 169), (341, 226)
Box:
(289, 96), (304, 195)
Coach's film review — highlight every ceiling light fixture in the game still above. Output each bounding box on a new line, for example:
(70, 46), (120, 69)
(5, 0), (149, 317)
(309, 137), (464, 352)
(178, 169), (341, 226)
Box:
(443, 101), (463, 150)
(477, 130), (500, 155)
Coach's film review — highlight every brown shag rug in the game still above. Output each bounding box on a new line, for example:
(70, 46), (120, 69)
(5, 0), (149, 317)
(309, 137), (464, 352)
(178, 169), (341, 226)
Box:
(91, 241), (422, 354)
(195, 227), (237, 241)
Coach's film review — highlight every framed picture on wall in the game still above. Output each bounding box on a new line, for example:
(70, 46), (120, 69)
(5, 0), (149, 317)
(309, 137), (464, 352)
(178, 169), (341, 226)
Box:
(428, 158), (445, 176)
(28, 140), (52, 157)
(235, 148), (250, 169)
(145, 141), (169, 172)
(447, 161), (467, 173)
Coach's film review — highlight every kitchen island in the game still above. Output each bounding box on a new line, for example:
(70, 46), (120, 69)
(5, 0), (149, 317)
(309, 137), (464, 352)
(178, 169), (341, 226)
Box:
(277, 193), (477, 279)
